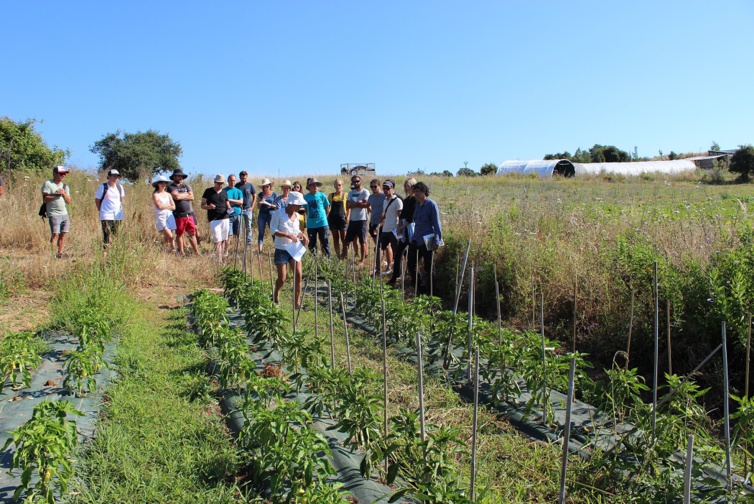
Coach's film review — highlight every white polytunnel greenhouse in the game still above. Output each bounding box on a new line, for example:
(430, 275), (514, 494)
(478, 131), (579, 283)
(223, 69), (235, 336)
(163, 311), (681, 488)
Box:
(496, 158), (700, 178)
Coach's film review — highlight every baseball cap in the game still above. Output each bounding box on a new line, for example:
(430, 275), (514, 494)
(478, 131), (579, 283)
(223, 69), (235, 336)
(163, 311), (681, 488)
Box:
(53, 166), (70, 175)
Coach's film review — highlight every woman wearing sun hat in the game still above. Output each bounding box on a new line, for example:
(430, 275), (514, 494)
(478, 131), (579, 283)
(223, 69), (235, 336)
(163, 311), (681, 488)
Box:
(303, 177), (331, 256)
(256, 178), (277, 252)
(274, 179), (294, 210)
(270, 190), (309, 307)
(152, 175), (176, 252)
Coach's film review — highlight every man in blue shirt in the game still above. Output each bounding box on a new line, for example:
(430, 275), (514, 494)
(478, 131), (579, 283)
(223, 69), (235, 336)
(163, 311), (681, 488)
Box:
(407, 182), (443, 295)
(223, 174), (244, 256)
(303, 177), (331, 256)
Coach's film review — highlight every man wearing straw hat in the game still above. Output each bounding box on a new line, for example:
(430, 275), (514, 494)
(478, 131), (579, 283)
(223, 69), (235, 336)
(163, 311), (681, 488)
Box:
(201, 174), (232, 264)
(303, 177), (331, 257)
(270, 191), (309, 307)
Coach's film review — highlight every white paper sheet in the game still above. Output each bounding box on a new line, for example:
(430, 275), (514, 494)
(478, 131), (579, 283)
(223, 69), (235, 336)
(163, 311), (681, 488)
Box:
(284, 240), (307, 262)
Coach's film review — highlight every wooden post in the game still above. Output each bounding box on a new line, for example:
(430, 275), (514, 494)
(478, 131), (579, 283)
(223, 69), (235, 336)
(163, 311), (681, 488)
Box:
(652, 261), (659, 441)
(417, 332), (426, 459)
(470, 347), (480, 502)
(401, 249), (406, 302)
(328, 280), (335, 368)
(746, 314), (752, 398)
(340, 292), (352, 375)
(383, 299), (389, 474)
(683, 434), (694, 504)
(429, 250), (434, 298)
(415, 248), (419, 295)
(268, 251), (274, 299)
(722, 321), (732, 490)
(558, 358), (576, 504)
(292, 265), (297, 333)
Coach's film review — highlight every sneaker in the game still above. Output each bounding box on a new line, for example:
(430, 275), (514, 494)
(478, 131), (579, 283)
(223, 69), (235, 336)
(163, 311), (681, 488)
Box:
(273, 297), (280, 306)
(382, 269), (393, 276)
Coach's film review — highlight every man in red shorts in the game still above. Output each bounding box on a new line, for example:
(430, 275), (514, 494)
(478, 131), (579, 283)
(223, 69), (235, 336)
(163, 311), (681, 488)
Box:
(168, 169), (200, 256)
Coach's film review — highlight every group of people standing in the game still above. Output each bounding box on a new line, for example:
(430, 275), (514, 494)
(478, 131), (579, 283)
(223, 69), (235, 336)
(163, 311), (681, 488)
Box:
(38, 166), (443, 298)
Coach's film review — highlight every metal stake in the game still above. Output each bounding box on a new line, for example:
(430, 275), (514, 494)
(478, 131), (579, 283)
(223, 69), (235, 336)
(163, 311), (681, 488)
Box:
(328, 280), (335, 368)
(626, 290), (634, 370)
(652, 261), (659, 441)
(558, 358), (576, 504)
(667, 300), (673, 375)
(541, 291), (547, 425)
(340, 292), (352, 375)
(443, 240), (471, 368)
(683, 434), (694, 504)
(467, 265), (474, 383)
(314, 259), (318, 340)
(746, 314), (752, 398)
(417, 332), (426, 459)
(722, 321), (732, 489)
(383, 298), (389, 474)
(470, 347), (480, 502)
(572, 277), (578, 352)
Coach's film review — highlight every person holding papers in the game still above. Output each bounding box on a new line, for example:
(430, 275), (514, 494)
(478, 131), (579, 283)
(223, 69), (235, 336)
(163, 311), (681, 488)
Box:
(406, 182), (443, 295)
(270, 191), (309, 307)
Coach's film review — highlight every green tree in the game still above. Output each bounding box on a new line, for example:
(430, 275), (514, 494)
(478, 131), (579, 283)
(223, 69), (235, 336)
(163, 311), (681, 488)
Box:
(0, 117), (69, 175)
(479, 162), (498, 176)
(90, 130), (182, 181)
(589, 144), (631, 163)
(729, 145), (754, 181)
(456, 167), (477, 177)
(544, 151), (571, 160)
(710, 141), (721, 151)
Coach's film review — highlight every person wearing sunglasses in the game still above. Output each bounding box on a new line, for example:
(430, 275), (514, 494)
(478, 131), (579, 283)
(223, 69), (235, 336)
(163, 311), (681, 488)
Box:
(341, 175), (370, 265)
(367, 179), (387, 273)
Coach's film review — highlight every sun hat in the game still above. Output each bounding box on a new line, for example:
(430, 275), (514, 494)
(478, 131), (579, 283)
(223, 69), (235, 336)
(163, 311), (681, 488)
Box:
(53, 166), (70, 175)
(152, 174), (171, 187)
(382, 180), (394, 189)
(280, 179), (293, 188)
(287, 191), (306, 206)
(260, 178), (272, 186)
(214, 174), (227, 185)
(107, 169), (121, 177)
(306, 177), (322, 188)
(170, 169), (188, 181)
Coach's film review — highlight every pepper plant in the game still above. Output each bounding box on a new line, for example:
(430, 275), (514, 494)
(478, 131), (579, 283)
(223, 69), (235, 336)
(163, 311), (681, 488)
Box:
(0, 331), (45, 393)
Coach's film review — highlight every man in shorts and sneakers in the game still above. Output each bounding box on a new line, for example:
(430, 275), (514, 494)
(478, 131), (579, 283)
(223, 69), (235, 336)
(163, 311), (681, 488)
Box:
(41, 166), (71, 258)
(378, 180), (402, 278)
(341, 175), (370, 266)
(201, 174), (232, 264)
(94, 169), (125, 246)
(169, 169), (200, 256)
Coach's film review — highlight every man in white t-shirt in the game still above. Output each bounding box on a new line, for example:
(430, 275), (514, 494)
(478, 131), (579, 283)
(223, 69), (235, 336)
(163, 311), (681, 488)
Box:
(341, 175), (370, 265)
(94, 169), (125, 245)
(377, 180), (402, 277)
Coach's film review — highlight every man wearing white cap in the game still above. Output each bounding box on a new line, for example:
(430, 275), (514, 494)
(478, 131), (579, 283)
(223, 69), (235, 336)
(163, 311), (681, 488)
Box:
(94, 169), (125, 246)
(201, 174), (232, 264)
(270, 191), (309, 307)
(42, 165), (71, 258)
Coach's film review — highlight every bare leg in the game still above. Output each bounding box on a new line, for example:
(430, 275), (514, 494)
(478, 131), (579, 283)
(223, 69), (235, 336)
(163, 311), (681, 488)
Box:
(187, 233), (199, 255)
(274, 263), (287, 302)
(57, 233), (67, 255)
(385, 243), (393, 271)
(294, 260), (303, 307)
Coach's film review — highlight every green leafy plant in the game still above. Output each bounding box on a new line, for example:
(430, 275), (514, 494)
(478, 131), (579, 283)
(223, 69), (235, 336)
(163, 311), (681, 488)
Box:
(3, 399), (83, 503)
(63, 345), (107, 396)
(0, 332), (45, 393)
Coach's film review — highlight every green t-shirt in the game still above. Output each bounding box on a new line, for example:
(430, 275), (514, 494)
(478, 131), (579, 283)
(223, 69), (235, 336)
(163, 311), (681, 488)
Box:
(41, 180), (69, 216)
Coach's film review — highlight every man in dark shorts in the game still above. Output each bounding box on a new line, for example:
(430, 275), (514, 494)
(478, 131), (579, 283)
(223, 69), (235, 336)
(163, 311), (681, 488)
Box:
(168, 169), (200, 256)
(367, 178), (386, 270)
(341, 175), (369, 266)
(378, 180), (402, 277)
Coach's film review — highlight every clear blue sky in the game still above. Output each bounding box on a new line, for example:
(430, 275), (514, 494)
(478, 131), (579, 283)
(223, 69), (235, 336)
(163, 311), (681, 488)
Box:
(3, 0), (753, 179)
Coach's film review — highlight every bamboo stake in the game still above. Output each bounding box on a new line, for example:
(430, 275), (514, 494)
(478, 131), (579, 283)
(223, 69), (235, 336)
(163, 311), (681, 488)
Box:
(268, 251), (274, 299)
(470, 347), (480, 502)
(667, 300), (673, 375)
(722, 321), (732, 490)
(314, 259), (319, 340)
(652, 261), (659, 441)
(295, 257), (314, 327)
(417, 332), (426, 460)
(401, 249), (406, 302)
(467, 264), (475, 383)
(340, 292), (352, 375)
(256, 242), (264, 285)
(292, 264), (297, 332)
(541, 291), (547, 425)
(558, 358), (576, 504)
(429, 250), (434, 298)
(532, 275), (536, 330)
(328, 280), (335, 368)
(626, 290), (634, 370)
(572, 277), (578, 353)
(746, 314), (752, 398)
(442, 240), (471, 368)
(383, 299), (389, 474)
(415, 248), (419, 296)
(683, 434), (694, 504)
(372, 228), (380, 293)
(242, 224), (248, 280)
